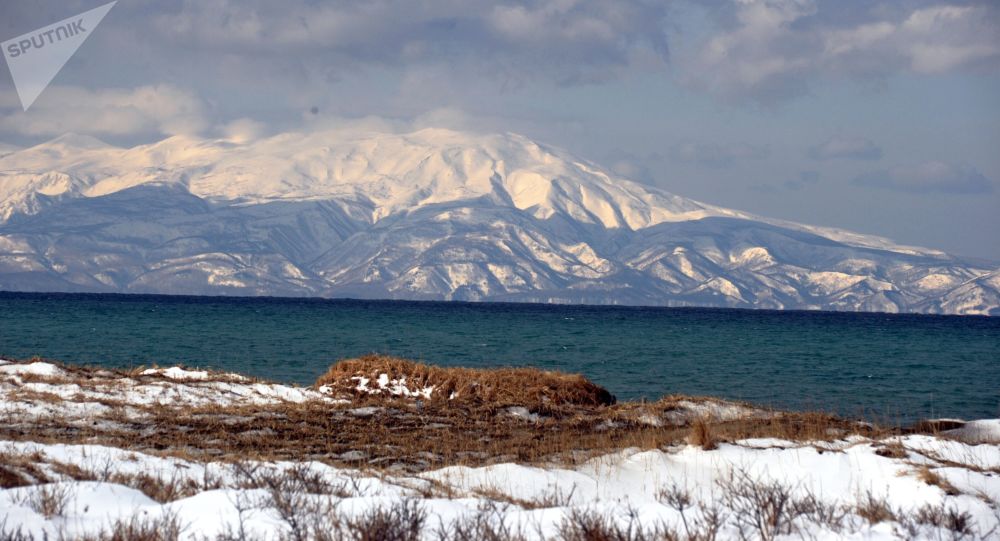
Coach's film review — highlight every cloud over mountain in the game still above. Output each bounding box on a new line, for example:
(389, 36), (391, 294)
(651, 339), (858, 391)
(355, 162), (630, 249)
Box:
(680, 0), (1000, 103)
(0, 85), (208, 138)
(668, 141), (769, 168)
(854, 161), (994, 194)
(808, 136), (882, 161)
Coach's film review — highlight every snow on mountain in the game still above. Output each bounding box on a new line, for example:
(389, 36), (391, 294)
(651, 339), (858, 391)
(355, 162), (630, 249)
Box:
(0, 129), (996, 315)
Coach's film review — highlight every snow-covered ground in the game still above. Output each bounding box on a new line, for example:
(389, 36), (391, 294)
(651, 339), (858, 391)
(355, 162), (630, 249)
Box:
(2, 359), (999, 540)
(2, 435), (999, 540)
(0, 359), (340, 425)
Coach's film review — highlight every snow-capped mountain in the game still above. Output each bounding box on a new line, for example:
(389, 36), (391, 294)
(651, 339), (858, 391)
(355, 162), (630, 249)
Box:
(0, 129), (997, 315)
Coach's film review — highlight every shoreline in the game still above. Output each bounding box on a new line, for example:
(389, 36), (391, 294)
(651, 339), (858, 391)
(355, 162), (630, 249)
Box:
(1, 356), (999, 539)
(4, 289), (997, 319)
(1, 355), (996, 465)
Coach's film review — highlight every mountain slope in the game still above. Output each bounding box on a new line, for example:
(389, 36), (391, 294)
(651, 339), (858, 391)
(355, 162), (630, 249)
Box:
(0, 129), (996, 315)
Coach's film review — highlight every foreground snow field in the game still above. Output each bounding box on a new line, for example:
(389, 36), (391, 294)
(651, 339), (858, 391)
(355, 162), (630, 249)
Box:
(2, 434), (999, 540)
(2, 358), (999, 540)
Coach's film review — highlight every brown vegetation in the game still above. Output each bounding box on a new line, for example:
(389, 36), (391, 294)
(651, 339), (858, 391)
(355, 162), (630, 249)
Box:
(316, 355), (616, 409)
(0, 355), (929, 474)
(687, 417), (717, 451)
(915, 466), (961, 496)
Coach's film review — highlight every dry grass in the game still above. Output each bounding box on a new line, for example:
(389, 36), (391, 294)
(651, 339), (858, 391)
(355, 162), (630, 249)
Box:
(316, 355), (616, 409)
(0, 465), (30, 489)
(855, 491), (896, 525)
(73, 510), (187, 541)
(471, 485), (576, 510)
(0, 355), (934, 473)
(874, 440), (908, 459)
(916, 466), (961, 496)
(9, 483), (75, 519)
(687, 417), (717, 451)
(0, 442), (992, 541)
(0, 449), (49, 488)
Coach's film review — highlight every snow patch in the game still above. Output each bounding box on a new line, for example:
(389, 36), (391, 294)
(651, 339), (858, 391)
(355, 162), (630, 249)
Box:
(351, 373), (434, 399)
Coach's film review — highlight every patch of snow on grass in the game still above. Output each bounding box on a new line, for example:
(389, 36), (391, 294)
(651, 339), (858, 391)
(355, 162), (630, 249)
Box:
(0, 361), (64, 378)
(1, 425), (999, 540)
(507, 406), (541, 422)
(0, 363), (335, 422)
(141, 367), (224, 380)
(351, 373), (434, 399)
(663, 400), (759, 424)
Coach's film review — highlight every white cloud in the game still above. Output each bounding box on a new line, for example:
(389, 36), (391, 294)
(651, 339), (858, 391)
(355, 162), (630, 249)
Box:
(669, 141), (769, 167)
(147, 0), (671, 86)
(808, 136), (882, 160)
(220, 118), (267, 143)
(681, 1), (1000, 102)
(0, 85), (209, 138)
(854, 161), (994, 194)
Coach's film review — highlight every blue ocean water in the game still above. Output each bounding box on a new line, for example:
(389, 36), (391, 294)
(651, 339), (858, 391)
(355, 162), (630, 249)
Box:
(1, 292), (997, 421)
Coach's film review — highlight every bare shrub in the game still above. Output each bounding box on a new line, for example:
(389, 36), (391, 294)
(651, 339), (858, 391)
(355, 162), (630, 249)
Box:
(15, 482), (75, 518)
(788, 490), (848, 533)
(434, 501), (527, 541)
(216, 490), (266, 541)
(70, 510), (185, 541)
(339, 499), (426, 541)
(263, 474), (326, 541)
(657, 483), (725, 541)
(853, 491), (896, 525)
(557, 506), (665, 541)
(717, 469), (795, 541)
(894, 502), (976, 540)
(231, 462), (354, 541)
(531, 484), (578, 508)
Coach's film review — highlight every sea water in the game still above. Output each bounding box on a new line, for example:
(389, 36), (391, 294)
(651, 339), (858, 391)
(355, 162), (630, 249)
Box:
(1, 292), (997, 421)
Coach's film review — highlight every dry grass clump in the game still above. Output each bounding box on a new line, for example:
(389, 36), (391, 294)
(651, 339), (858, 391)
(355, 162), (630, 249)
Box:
(874, 440), (908, 459)
(8, 483), (76, 519)
(687, 417), (718, 450)
(0, 464), (32, 489)
(0, 449), (49, 488)
(915, 466), (960, 496)
(316, 355), (615, 409)
(854, 491), (896, 524)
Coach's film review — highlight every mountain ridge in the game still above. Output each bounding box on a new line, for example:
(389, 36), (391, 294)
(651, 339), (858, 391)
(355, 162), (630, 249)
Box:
(0, 129), (996, 315)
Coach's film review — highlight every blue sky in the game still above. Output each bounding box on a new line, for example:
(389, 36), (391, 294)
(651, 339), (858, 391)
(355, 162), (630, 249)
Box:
(1, 0), (998, 260)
